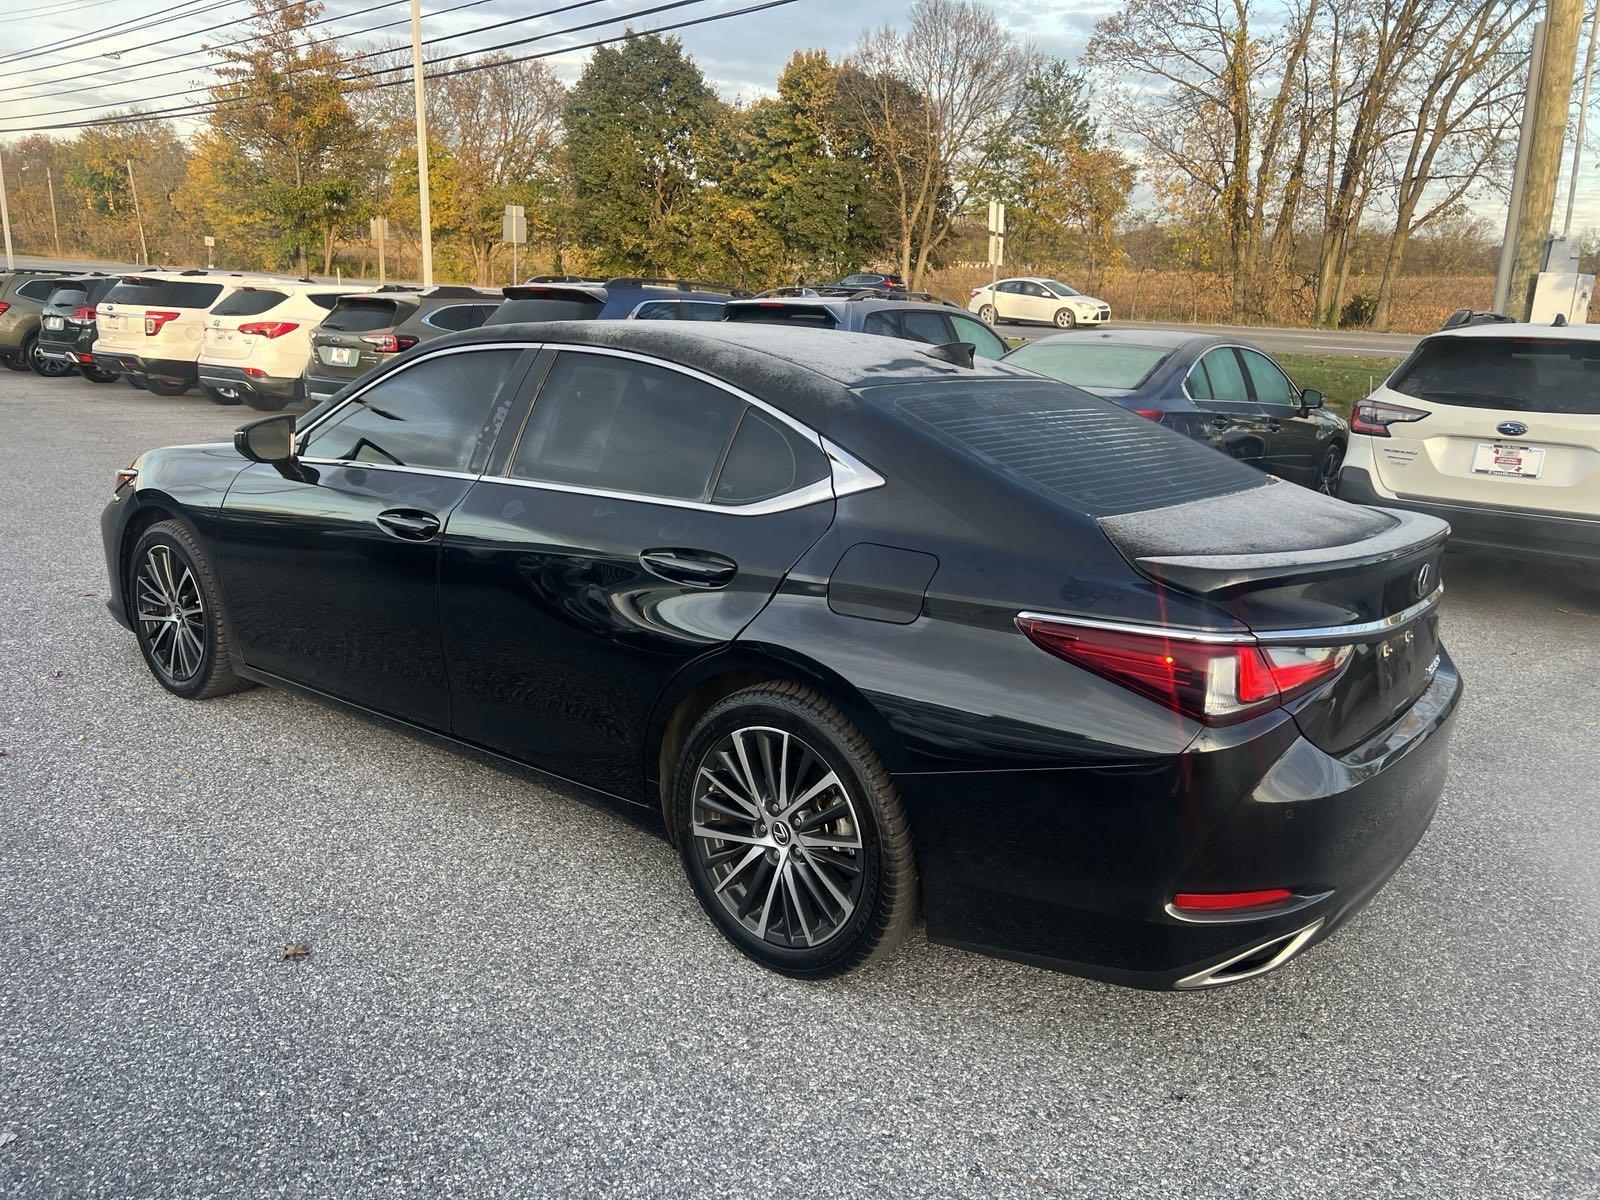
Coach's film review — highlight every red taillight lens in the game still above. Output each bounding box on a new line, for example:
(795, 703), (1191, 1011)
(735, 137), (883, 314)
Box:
(238, 321), (299, 339)
(1133, 408), (1163, 422)
(970, 288), (984, 298)
(1015, 617), (1352, 725)
(144, 310), (180, 336)
(359, 333), (417, 352)
(0, 302), (10, 316)
(1173, 888), (1294, 912)
(72, 305), (96, 320)
(242, 367), (267, 377)
(1351, 398), (1428, 437)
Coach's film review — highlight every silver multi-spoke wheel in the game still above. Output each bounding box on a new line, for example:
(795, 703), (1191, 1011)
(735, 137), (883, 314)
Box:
(136, 544), (207, 683)
(691, 726), (866, 950)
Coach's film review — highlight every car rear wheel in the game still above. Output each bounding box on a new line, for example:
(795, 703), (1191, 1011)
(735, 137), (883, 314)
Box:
(1315, 444), (1344, 496)
(79, 363), (119, 383)
(27, 336), (73, 377)
(2, 350), (30, 372)
(129, 521), (252, 700)
(674, 682), (918, 978)
(978, 304), (997, 325)
(203, 386), (243, 406)
(143, 378), (191, 397)
(1054, 308), (1076, 329)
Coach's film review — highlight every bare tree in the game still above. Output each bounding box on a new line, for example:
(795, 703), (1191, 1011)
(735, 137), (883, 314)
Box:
(849, 0), (1030, 288)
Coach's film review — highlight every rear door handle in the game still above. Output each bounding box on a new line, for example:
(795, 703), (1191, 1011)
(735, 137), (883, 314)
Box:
(376, 508), (441, 541)
(639, 548), (738, 588)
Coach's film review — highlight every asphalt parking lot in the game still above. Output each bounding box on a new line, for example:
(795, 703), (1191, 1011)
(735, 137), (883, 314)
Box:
(2, 369), (1597, 1200)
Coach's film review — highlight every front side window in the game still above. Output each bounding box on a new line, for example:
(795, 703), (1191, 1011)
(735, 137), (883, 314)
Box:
(946, 315), (1009, 360)
(511, 352), (744, 501)
(1239, 348), (1298, 407)
(302, 349), (521, 472)
(1041, 280), (1081, 298)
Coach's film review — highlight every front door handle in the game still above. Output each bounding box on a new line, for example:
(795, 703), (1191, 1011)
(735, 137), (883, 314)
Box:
(376, 508), (441, 541)
(639, 548), (738, 588)
(1266, 419), (1283, 433)
(1210, 415), (1231, 429)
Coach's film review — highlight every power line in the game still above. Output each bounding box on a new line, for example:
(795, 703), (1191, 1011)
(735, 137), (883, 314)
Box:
(0, 0), (243, 68)
(0, 0), (801, 134)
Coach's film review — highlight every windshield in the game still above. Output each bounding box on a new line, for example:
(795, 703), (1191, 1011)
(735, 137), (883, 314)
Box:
(1389, 336), (1600, 414)
(1041, 280), (1081, 298)
(1007, 343), (1168, 391)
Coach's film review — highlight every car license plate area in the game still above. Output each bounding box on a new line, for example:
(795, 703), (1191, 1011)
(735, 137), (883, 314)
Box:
(319, 346), (356, 366)
(43, 316), (64, 330)
(1471, 441), (1544, 478)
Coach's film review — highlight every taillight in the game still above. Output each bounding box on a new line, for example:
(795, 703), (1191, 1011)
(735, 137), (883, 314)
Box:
(1351, 398), (1428, 437)
(71, 305), (96, 320)
(243, 367), (267, 377)
(1015, 616), (1352, 726)
(1173, 889), (1294, 912)
(1133, 408), (1163, 422)
(0, 302), (9, 316)
(359, 333), (417, 352)
(969, 288), (985, 297)
(144, 310), (180, 336)
(238, 321), (299, 338)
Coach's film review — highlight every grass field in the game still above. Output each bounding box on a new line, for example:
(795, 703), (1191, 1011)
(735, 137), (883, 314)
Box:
(1275, 353), (1403, 415)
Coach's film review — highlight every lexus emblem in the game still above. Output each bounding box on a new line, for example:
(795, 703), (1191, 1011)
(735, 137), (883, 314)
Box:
(1497, 420), (1529, 437)
(1414, 563), (1432, 599)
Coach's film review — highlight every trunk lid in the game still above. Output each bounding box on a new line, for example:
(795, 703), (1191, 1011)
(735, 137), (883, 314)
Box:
(1099, 482), (1449, 754)
(308, 297), (406, 381)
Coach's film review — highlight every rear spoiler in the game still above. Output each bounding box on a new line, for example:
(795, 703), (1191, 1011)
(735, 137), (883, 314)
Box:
(502, 283), (606, 301)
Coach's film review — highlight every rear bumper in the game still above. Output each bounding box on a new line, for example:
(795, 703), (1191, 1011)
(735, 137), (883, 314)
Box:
(1341, 464), (1600, 565)
(92, 353), (197, 387)
(303, 371), (362, 405)
(898, 654), (1461, 989)
(197, 364), (299, 404)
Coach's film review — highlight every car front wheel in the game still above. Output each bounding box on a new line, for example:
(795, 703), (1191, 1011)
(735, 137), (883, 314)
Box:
(1054, 308), (1076, 329)
(129, 521), (252, 699)
(673, 682), (917, 978)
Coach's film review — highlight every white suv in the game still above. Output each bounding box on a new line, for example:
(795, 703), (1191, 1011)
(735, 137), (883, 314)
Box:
(1340, 321), (1600, 564)
(92, 271), (284, 397)
(198, 282), (374, 410)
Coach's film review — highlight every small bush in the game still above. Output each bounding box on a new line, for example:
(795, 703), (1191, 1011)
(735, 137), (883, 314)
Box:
(1338, 293), (1378, 328)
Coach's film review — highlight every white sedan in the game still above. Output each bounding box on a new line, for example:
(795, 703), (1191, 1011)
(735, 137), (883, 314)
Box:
(968, 277), (1111, 329)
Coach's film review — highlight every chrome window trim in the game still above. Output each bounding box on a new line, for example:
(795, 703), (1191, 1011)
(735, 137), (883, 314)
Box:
(295, 458), (480, 481)
(1182, 342), (1297, 406)
(1017, 582), (1443, 647)
(476, 473), (836, 516)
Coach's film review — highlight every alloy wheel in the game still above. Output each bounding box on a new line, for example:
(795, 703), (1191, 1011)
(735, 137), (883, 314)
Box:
(979, 304), (996, 325)
(135, 544), (207, 683)
(1317, 447), (1344, 495)
(691, 726), (866, 950)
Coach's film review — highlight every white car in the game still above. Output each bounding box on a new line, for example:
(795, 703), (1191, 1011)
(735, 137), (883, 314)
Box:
(92, 270), (286, 397)
(968, 277), (1111, 329)
(198, 282), (375, 410)
(1340, 321), (1600, 564)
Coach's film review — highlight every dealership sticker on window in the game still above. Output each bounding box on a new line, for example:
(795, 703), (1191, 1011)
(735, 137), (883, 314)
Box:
(1471, 442), (1544, 479)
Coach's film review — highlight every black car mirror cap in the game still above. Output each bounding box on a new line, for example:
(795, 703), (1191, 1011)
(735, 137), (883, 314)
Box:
(235, 414), (297, 464)
(1300, 388), (1325, 411)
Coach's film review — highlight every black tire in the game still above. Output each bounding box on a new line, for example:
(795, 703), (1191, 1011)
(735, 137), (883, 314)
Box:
(203, 385), (243, 406)
(143, 377), (191, 397)
(2, 352), (30, 372)
(126, 376), (148, 390)
(27, 335), (74, 377)
(79, 364), (119, 383)
(241, 389), (291, 412)
(1316, 443), (1344, 496)
(1053, 308), (1076, 329)
(127, 520), (253, 700)
(673, 682), (917, 978)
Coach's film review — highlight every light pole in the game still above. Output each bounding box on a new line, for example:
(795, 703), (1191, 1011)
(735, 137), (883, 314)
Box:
(125, 159), (149, 266)
(0, 147), (14, 271)
(410, 0), (434, 287)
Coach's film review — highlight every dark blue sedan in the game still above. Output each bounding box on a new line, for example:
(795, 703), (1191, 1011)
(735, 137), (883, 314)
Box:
(1004, 330), (1349, 493)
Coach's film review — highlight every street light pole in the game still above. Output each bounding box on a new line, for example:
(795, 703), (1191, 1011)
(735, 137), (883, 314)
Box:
(410, 0), (434, 287)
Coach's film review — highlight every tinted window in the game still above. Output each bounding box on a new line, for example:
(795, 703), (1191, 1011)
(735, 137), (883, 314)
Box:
(996, 281), (1022, 294)
(511, 352), (743, 501)
(1008, 342), (1167, 389)
(211, 288), (288, 317)
(724, 304), (838, 328)
(901, 310), (953, 344)
(713, 408), (829, 505)
(1239, 348), (1298, 407)
(1041, 280), (1081, 298)
(841, 275), (880, 286)
(103, 279), (222, 308)
(487, 296), (605, 324)
(862, 312), (898, 337)
(302, 349), (520, 472)
(1191, 348), (1248, 402)
(426, 304), (485, 331)
(946, 315), (1008, 360)
(308, 294), (343, 311)
(634, 299), (726, 321)
(864, 379), (1263, 517)
(46, 286), (86, 308)
(18, 278), (67, 301)
(1389, 336), (1600, 413)
(320, 298), (401, 332)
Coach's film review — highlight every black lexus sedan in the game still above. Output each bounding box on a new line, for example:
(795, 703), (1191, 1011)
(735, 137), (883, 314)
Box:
(101, 323), (1459, 988)
(1004, 330), (1350, 493)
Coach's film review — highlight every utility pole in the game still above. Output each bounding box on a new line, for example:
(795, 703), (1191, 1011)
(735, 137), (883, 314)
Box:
(1505, 0), (1584, 320)
(0, 147), (14, 271)
(125, 159), (149, 266)
(45, 167), (60, 257)
(1563, 0), (1600, 236)
(410, 0), (434, 287)
(1495, 21), (1547, 314)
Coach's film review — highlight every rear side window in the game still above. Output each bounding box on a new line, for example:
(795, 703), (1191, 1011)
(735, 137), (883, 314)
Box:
(103, 279), (222, 308)
(320, 298), (401, 332)
(308, 294), (344, 311)
(425, 303), (495, 331)
(17, 278), (67, 301)
(713, 408), (829, 505)
(211, 289), (288, 317)
(900, 310), (953, 344)
(724, 304), (839, 328)
(1389, 336), (1600, 413)
(1008, 343), (1168, 389)
(863, 379), (1263, 517)
(511, 352), (744, 501)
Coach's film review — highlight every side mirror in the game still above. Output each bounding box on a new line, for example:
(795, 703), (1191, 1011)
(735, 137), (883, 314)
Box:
(234, 413), (297, 464)
(1300, 388), (1325, 411)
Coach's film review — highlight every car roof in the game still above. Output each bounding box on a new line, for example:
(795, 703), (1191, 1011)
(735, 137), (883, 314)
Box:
(1424, 321), (1600, 342)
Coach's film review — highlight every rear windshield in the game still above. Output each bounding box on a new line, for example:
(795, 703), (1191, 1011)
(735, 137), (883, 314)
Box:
(104, 279), (224, 309)
(633, 299), (727, 321)
(319, 298), (401, 332)
(211, 288), (288, 317)
(861, 378), (1263, 517)
(486, 296), (606, 325)
(724, 303), (839, 328)
(46, 286), (87, 307)
(1389, 336), (1600, 413)
(1006, 343), (1169, 390)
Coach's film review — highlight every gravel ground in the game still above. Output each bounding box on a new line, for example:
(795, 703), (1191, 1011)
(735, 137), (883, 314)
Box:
(2, 371), (1597, 1200)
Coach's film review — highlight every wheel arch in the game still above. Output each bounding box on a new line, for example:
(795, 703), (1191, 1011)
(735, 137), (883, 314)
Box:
(644, 643), (907, 843)
(116, 495), (202, 621)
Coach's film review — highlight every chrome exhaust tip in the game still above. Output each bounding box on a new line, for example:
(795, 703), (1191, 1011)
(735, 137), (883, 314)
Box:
(1175, 918), (1325, 989)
